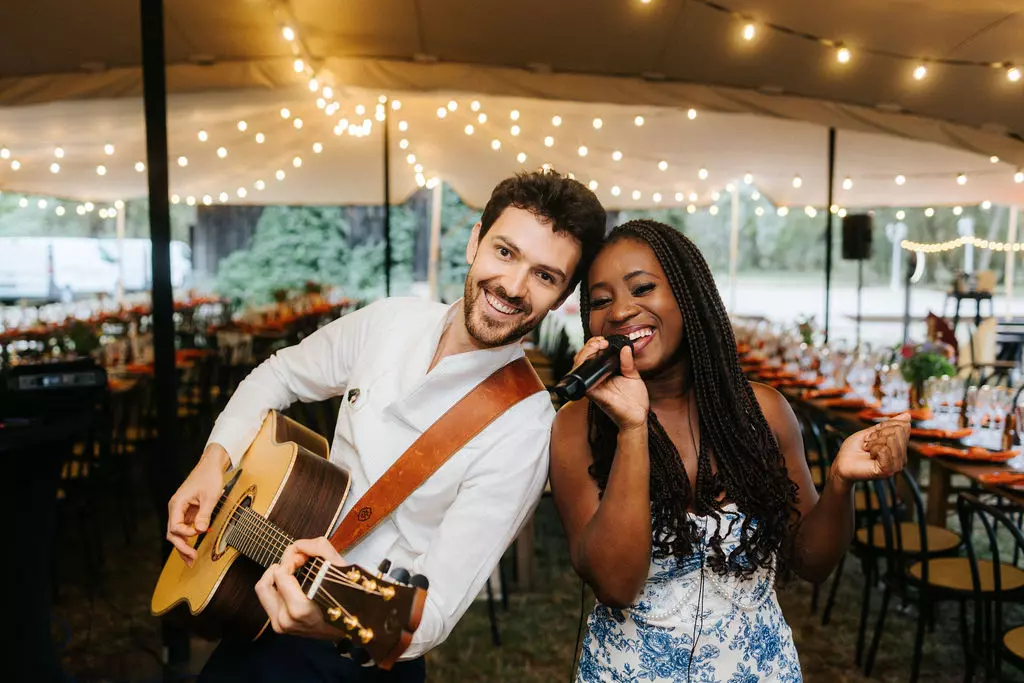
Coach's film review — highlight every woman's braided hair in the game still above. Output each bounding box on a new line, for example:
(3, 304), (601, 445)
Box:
(580, 219), (799, 577)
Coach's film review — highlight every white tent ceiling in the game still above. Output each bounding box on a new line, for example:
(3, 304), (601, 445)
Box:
(0, 0), (1021, 209)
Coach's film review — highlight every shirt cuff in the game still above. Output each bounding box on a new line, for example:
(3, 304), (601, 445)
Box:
(206, 414), (263, 468)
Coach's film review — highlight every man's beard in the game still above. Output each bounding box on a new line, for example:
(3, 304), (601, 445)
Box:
(463, 277), (537, 347)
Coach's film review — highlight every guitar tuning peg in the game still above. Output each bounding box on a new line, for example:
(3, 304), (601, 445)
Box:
(389, 567), (411, 585)
(410, 573), (430, 590)
(377, 558), (392, 575)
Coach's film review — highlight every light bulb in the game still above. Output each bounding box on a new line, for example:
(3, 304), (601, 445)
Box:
(511, 125), (520, 136)
(593, 118), (603, 129)
(293, 118), (303, 129)
(778, 206), (789, 217)
(282, 26), (295, 41)
(956, 173), (967, 185)
(464, 124), (475, 135)
(653, 192), (662, 203)
(634, 115), (644, 127)
(698, 168), (708, 180)
(611, 186), (621, 197)
(471, 101), (481, 111)
(895, 174), (905, 185)
(104, 144), (115, 155)
(96, 165), (107, 176)
(744, 172), (753, 184)
(219, 192), (229, 203)
(805, 206), (817, 217)
(50, 162), (60, 173)
(18, 198), (27, 208)
(217, 147), (227, 158)
(510, 110), (520, 121)
(742, 23), (755, 41)
(726, 183), (736, 193)
(201, 195), (212, 206)
(54, 146), (64, 158)
(658, 160), (668, 171)
(687, 204), (696, 214)
(316, 98), (326, 109)
(407, 154), (416, 164)
(632, 190), (642, 200)
(255, 133), (265, 144)
(689, 192), (698, 202)
(398, 121), (409, 132)
(280, 108), (291, 119)
(237, 187), (247, 198)
(913, 64), (927, 81)
(590, 181), (600, 191)
(925, 208), (935, 217)
(710, 205), (719, 216)
(612, 150), (623, 161)
(38, 199), (48, 209)
(478, 113), (488, 124)
(896, 210), (906, 220)
(276, 169), (286, 181)
(186, 196), (195, 206)
(1008, 66), (1022, 82)
(77, 205), (87, 215)
(309, 79), (319, 92)
(237, 121), (247, 132)
(355, 104), (366, 115)
(991, 156), (1000, 164)
(55, 206), (66, 216)
(437, 107), (447, 119)
(830, 205), (839, 214)
(0, 147), (8, 159)
(843, 177), (853, 190)
(792, 175), (802, 188)
(837, 46), (851, 64)
(712, 191), (721, 201)
(447, 100), (458, 111)
(293, 59), (304, 73)
(552, 115), (562, 127)
(323, 86), (334, 99)
(544, 136), (554, 147)
(751, 190), (761, 200)
(838, 208), (848, 218)
(85, 202), (94, 212)
(578, 146), (588, 157)
(1015, 171), (1023, 183)
(399, 139), (409, 149)
(255, 180), (265, 191)
(313, 142), (323, 154)
(953, 206), (963, 216)
(293, 156), (302, 168)
(135, 162), (145, 172)
(687, 108), (697, 120)
(755, 206), (764, 217)
(491, 139), (502, 151)
(517, 152), (527, 163)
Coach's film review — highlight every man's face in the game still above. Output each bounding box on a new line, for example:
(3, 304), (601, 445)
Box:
(463, 207), (582, 347)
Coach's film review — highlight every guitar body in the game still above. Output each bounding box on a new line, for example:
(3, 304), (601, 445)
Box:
(151, 411), (350, 640)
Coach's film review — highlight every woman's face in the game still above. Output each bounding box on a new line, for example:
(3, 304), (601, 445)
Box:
(586, 238), (684, 375)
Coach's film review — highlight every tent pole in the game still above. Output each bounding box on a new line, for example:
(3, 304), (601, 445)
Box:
(824, 127), (836, 344)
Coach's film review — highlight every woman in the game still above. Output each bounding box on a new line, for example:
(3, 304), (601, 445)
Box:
(549, 219), (909, 682)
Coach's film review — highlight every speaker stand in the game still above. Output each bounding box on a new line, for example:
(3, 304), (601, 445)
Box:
(856, 258), (864, 351)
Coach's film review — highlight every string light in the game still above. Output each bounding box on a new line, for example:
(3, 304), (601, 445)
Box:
(652, 192), (662, 203)
(309, 79), (319, 92)
(634, 115), (645, 127)
(96, 165), (106, 176)
(552, 115), (562, 127)
(778, 206), (789, 217)
(464, 124), (475, 135)
(991, 156), (1000, 163)
(478, 113), (487, 124)
(77, 205), (87, 215)
(578, 145), (589, 157)
(186, 196), (196, 206)
(447, 100), (458, 111)
(18, 198), (27, 208)
(255, 180), (266, 190)
(755, 206), (765, 217)
(792, 175), (802, 188)
(842, 177), (853, 190)
(282, 26), (295, 41)
(743, 172), (753, 184)
(511, 125), (520, 136)
(202, 195), (212, 206)
(956, 172), (967, 185)
(742, 23), (756, 41)
(687, 108), (697, 120)
(982, 200), (992, 210)
(895, 174), (906, 185)
(611, 186), (621, 196)
(217, 147), (228, 158)
(836, 45), (851, 64)
(255, 133), (265, 144)
(0, 147), (8, 159)
(54, 147), (65, 158)
(838, 208), (848, 218)
(38, 199), (48, 209)
(544, 136), (554, 147)
(292, 156), (303, 168)
(437, 107), (447, 119)
(675, 192), (684, 202)
(510, 110), (520, 121)
(1008, 66), (1022, 82)
(710, 205), (719, 216)
(313, 142), (323, 153)
(1015, 171), (1023, 183)
(471, 101), (481, 111)
(293, 118), (303, 129)
(399, 139), (409, 149)
(355, 105), (366, 115)
(689, 192), (698, 202)
(830, 205), (839, 214)
(658, 160), (668, 171)
(698, 168), (708, 180)
(10, 160), (20, 170)
(219, 192), (229, 203)
(237, 187), (247, 198)
(953, 205), (963, 216)
(55, 206), (65, 216)
(135, 161), (145, 172)
(687, 204), (696, 214)
(896, 210), (906, 220)
(276, 169), (286, 181)
(84, 202), (94, 212)
(293, 59), (304, 73)
(632, 190), (642, 200)
(103, 144), (115, 155)
(612, 150), (623, 161)
(50, 162), (60, 174)
(280, 108), (291, 119)
(925, 207), (935, 217)
(593, 118), (603, 129)
(491, 139), (502, 151)
(517, 152), (527, 163)
(590, 181), (600, 191)
(712, 191), (721, 201)
(407, 154), (416, 164)
(913, 64), (927, 80)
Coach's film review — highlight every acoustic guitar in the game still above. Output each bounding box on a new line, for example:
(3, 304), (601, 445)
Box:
(151, 410), (428, 669)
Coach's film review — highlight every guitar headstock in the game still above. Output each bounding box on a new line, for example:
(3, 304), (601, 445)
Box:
(305, 560), (428, 670)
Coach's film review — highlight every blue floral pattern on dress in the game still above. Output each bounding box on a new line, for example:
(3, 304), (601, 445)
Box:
(577, 505), (802, 682)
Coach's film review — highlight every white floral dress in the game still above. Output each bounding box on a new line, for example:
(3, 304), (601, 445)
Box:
(577, 505), (802, 682)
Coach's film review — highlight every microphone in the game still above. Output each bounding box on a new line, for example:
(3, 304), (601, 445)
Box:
(553, 334), (633, 402)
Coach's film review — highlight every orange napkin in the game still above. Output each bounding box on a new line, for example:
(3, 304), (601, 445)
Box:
(770, 377), (820, 389)
(124, 363), (154, 375)
(858, 407), (932, 422)
(803, 386), (849, 399)
(978, 471), (1024, 486)
(822, 397), (880, 410)
(917, 443), (1017, 462)
(910, 427), (973, 440)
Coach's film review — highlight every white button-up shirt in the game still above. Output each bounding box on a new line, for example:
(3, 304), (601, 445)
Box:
(206, 297), (554, 659)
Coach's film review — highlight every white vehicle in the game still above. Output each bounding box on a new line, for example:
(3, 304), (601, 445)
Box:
(0, 236), (191, 303)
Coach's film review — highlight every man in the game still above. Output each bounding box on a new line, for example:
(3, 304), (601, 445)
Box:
(165, 170), (607, 682)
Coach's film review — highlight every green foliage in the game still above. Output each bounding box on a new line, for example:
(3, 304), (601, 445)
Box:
(900, 348), (956, 384)
(439, 185), (481, 302)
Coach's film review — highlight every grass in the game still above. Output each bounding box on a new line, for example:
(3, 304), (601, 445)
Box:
(55, 493), (1024, 682)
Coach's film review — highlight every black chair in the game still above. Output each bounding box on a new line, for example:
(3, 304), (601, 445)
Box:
(956, 493), (1024, 681)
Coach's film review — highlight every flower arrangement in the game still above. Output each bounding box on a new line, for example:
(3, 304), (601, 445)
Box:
(899, 341), (956, 384)
(796, 315), (816, 346)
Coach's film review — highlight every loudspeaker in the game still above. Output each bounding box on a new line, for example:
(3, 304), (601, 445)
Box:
(842, 213), (873, 260)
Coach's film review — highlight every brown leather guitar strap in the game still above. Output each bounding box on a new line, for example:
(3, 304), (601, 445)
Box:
(329, 356), (545, 553)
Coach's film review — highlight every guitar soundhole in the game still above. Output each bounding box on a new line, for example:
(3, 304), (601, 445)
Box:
(212, 486), (257, 560)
